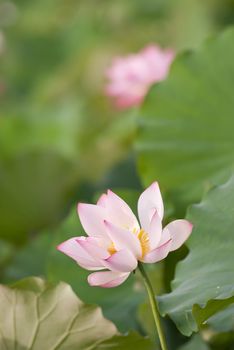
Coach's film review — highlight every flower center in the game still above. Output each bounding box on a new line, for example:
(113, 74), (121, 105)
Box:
(107, 228), (150, 259)
(137, 229), (150, 258)
(107, 242), (117, 255)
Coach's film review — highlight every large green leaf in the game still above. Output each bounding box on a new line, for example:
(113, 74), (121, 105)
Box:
(178, 335), (209, 350)
(0, 277), (116, 349)
(207, 304), (234, 332)
(158, 176), (234, 336)
(137, 27), (234, 211)
(94, 332), (155, 350)
(0, 277), (153, 350)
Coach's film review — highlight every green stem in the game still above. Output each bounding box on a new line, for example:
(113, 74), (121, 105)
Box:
(138, 262), (168, 350)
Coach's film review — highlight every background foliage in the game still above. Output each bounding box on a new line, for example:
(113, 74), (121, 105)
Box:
(0, 0), (234, 349)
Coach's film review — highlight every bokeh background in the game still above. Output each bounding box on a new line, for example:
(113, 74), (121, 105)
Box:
(1, 1), (234, 349)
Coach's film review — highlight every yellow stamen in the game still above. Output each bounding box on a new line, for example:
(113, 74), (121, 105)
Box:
(138, 229), (150, 258)
(108, 242), (117, 255)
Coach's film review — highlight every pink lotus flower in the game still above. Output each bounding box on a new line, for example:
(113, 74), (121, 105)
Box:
(105, 45), (175, 110)
(57, 182), (192, 288)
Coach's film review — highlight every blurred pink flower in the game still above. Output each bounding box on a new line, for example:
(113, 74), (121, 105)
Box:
(105, 45), (175, 110)
(57, 182), (192, 288)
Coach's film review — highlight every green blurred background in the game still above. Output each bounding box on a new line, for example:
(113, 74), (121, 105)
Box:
(1, 1), (234, 348)
(1, 0), (234, 244)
